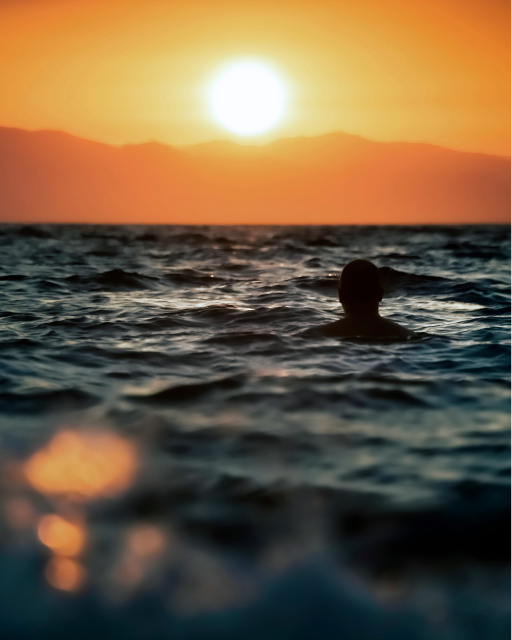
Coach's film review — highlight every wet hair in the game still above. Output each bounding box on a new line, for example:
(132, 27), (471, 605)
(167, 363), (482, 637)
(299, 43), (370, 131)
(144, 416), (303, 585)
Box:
(338, 259), (383, 304)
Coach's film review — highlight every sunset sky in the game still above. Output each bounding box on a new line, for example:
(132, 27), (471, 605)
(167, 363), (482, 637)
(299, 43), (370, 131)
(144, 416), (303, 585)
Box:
(0, 0), (509, 156)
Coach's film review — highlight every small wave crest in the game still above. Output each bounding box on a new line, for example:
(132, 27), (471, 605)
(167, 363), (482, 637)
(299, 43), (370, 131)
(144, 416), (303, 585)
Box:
(126, 374), (246, 405)
(65, 268), (159, 291)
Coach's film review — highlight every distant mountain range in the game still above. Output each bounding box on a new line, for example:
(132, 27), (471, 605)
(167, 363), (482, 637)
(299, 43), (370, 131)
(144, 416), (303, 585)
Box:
(0, 127), (509, 224)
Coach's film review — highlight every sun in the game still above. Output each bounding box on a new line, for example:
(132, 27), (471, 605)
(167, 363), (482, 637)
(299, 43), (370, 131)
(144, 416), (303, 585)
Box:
(210, 63), (285, 135)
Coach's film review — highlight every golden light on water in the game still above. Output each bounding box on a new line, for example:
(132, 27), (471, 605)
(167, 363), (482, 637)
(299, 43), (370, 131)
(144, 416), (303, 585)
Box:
(24, 429), (138, 501)
(12, 428), (140, 592)
(38, 515), (86, 557)
(45, 556), (86, 592)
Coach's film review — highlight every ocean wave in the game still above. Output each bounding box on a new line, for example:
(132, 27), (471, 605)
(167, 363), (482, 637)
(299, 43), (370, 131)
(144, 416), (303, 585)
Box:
(0, 387), (98, 414)
(168, 231), (211, 244)
(65, 268), (159, 290)
(293, 275), (338, 291)
(0, 274), (27, 281)
(16, 225), (53, 238)
(0, 311), (39, 321)
(203, 331), (286, 347)
(378, 266), (449, 295)
(446, 282), (510, 306)
(0, 337), (42, 350)
(442, 240), (509, 259)
(86, 248), (120, 257)
(134, 232), (159, 242)
(126, 374), (246, 404)
(164, 269), (227, 286)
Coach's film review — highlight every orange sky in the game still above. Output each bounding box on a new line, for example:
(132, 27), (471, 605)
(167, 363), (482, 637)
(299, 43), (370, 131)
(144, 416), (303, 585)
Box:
(0, 0), (509, 155)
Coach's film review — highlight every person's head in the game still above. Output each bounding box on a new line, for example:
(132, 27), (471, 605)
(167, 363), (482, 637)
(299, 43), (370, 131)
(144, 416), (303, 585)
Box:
(338, 259), (383, 316)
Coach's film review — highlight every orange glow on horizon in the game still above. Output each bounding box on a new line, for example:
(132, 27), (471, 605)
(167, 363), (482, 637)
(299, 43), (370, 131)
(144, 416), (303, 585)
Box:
(0, 0), (508, 224)
(0, 0), (508, 156)
(24, 429), (138, 502)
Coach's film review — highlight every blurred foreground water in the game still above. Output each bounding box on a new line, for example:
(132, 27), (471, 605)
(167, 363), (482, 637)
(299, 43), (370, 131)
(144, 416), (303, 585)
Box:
(0, 224), (509, 639)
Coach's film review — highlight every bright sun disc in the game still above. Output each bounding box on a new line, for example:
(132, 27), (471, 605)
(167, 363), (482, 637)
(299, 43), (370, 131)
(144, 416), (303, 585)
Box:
(211, 63), (285, 135)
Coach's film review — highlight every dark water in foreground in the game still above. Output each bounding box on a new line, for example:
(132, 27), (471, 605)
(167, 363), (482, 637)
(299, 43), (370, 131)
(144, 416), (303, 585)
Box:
(0, 224), (509, 639)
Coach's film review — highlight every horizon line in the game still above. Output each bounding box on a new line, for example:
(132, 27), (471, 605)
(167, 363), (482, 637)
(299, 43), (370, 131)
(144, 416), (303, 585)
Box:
(1, 124), (510, 160)
(0, 221), (509, 227)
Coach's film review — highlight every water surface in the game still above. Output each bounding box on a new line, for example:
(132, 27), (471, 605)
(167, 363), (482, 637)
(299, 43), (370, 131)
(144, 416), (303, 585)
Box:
(0, 224), (509, 639)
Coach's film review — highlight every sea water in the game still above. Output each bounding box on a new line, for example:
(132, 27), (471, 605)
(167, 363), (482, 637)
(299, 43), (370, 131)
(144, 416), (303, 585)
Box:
(0, 224), (509, 639)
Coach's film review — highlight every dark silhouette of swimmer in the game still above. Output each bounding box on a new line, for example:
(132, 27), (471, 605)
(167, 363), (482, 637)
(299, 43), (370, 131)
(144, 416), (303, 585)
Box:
(316, 259), (414, 338)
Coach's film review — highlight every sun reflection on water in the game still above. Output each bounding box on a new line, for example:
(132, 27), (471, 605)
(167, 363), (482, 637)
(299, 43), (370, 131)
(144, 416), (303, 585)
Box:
(45, 557), (86, 592)
(24, 429), (137, 501)
(38, 515), (86, 557)
(16, 427), (140, 592)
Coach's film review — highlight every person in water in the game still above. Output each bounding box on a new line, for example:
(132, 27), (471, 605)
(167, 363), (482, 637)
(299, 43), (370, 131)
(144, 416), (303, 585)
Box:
(317, 259), (414, 338)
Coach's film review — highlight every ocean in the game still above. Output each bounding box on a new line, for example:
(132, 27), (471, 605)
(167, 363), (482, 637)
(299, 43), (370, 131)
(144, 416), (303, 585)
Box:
(0, 223), (509, 639)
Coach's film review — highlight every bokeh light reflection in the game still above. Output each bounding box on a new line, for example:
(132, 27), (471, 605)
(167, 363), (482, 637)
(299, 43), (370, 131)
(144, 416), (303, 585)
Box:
(24, 429), (138, 501)
(127, 525), (166, 559)
(16, 427), (140, 592)
(38, 515), (86, 557)
(45, 556), (86, 592)
(111, 525), (168, 591)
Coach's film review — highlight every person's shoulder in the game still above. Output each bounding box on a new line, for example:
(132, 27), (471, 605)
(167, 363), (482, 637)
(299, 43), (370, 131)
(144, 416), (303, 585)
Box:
(304, 317), (416, 340)
(303, 319), (351, 338)
(378, 317), (416, 338)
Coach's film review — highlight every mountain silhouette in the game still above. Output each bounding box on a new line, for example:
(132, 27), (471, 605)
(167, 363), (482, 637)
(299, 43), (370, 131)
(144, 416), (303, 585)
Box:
(0, 127), (509, 224)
